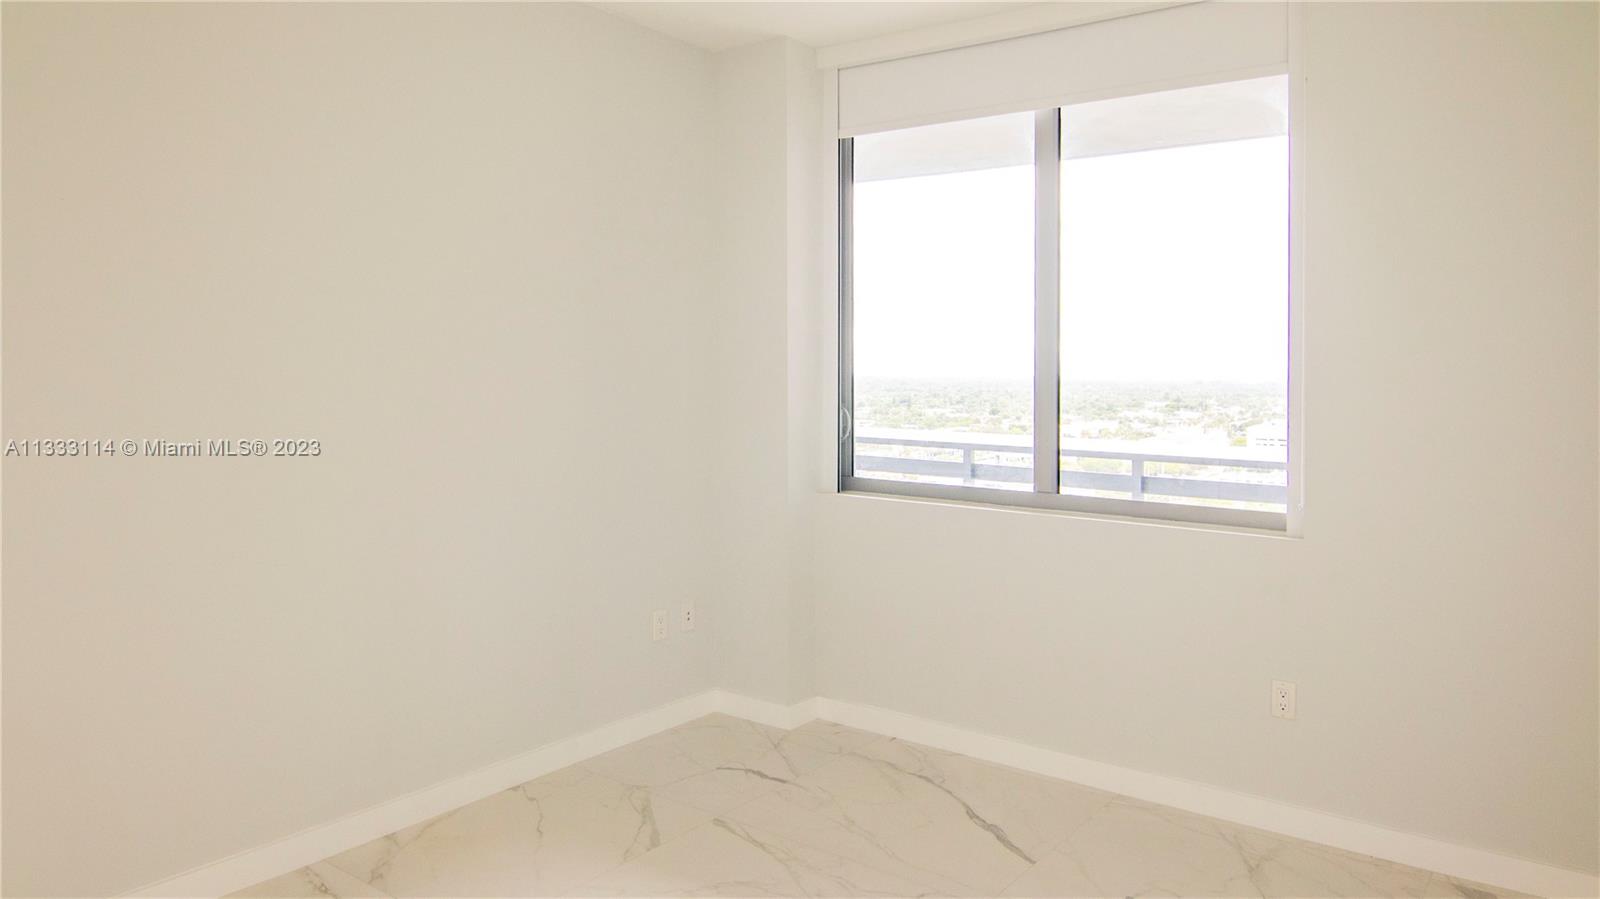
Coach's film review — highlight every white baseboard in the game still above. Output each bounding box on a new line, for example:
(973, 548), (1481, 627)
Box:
(122, 690), (726, 898)
(123, 689), (1599, 899)
(808, 696), (1599, 899)
(710, 688), (819, 729)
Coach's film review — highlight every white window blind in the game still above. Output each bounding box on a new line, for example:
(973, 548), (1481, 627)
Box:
(837, 2), (1288, 137)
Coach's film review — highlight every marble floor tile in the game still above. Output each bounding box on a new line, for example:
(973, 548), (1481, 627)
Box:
(1423, 873), (1538, 899)
(776, 719), (893, 773)
(1012, 797), (1264, 897)
(995, 849), (1103, 897)
(227, 862), (391, 898)
(1237, 829), (1440, 898)
(323, 766), (712, 897)
(1003, 798), (1448, 898)
(572, 817), (947, 898)
(586, 715), (785, 779)
(721, 737), (1115, 896)
(578, 714), (786, 792)
(236, 716), (1536, 899)
(584, 715), (889, 816)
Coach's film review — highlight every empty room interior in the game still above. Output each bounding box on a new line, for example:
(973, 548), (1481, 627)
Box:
(4, 1), (1599, 897)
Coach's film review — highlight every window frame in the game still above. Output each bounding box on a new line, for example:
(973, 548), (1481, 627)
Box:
(835, 84), (1296, 533)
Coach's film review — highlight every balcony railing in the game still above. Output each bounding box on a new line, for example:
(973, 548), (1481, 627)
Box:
(854, 428), (1287, 507)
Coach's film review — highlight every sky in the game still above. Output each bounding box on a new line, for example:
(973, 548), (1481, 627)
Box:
(851, 134), (1289, 386)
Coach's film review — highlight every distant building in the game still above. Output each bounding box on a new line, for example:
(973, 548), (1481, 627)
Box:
(1247, 420), (1288, 449)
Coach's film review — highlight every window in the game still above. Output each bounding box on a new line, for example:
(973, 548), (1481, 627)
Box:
(839, 75), (1291, 529)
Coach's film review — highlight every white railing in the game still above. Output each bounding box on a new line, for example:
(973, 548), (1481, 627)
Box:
(854, 428), (1286, 506)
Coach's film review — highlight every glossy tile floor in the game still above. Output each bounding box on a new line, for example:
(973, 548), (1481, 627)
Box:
(232, 714), (1528, 898)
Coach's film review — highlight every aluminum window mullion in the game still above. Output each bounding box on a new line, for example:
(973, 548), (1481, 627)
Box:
(1033, 108), (1062, 495)
(837, 138), (855, 489)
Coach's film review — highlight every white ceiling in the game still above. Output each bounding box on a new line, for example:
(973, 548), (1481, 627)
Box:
(592, 2), (1040, 53)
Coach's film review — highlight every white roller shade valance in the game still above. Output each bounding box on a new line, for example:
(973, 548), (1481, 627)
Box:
(837, 2), (1288, 137)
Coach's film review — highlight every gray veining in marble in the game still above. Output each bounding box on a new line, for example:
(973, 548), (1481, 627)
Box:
(321, 766), (711, 897)
(719, 737), (1116, 895)
(228, 863), (388, 899)
(231, 715), (1537, 899)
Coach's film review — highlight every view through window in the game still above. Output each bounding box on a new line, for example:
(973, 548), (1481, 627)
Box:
(850, 111), (1036, 491)
(1058, 78), (1288, 512)
(844, 75), (1290, 523)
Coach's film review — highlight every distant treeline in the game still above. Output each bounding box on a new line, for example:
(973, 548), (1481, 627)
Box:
(855, 377), (1284, 445)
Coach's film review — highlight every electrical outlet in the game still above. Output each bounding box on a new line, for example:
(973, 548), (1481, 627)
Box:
(682, 602), (696, 631)
(1271, 680), (1296, 719)
(651, 609), (669, 642)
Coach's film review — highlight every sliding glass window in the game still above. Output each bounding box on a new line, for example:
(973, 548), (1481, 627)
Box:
(839, 75), (1291, 530)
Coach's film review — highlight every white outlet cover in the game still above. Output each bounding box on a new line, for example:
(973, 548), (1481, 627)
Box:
(681, 603), (696, 631)
(651, 609), (669, 642)
(1271, 680), (1296, 719)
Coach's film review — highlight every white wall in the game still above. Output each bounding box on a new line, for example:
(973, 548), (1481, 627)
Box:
(708, 38), (820, 705)
(811, 1), (1600, 876)
(1, 5), (717, 896)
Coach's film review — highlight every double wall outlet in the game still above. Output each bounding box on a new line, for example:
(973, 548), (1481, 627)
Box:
(652, 604), (696, 641)
(1271, 680), (1297, 719)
